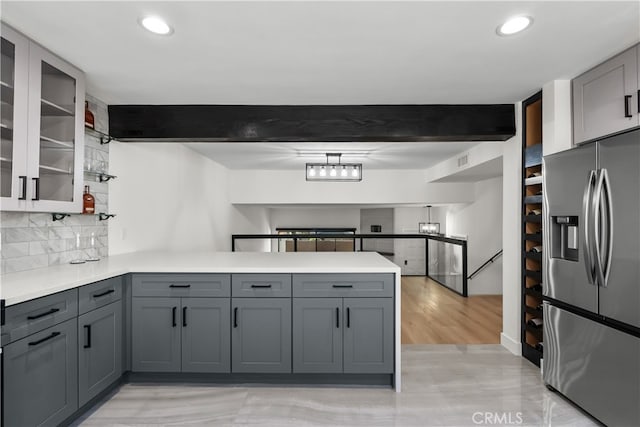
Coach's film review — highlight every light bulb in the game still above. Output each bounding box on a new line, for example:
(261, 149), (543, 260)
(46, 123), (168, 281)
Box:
(352, 166), (359, 177)
(309, 166), (316, 177)
(330, 165), (337, 177)
(497, 16), (532, 36)
(341, 166), (348, 177)
(140, 16), (173, 35)
(320, 166), (326, 176)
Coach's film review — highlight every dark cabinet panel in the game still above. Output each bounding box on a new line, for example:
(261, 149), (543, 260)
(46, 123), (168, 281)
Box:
(292, 298), (342, 373)
(181, 298), (230, 373)
(131, 297), (181, 372)
(3, 318), (78, 426)
(231, 298), (291, 373)
(78, 301), (122, 407)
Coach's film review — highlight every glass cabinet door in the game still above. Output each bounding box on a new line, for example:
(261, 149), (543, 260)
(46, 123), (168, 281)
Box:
(27, 43), (84, 212)
(0, 25), (29, 210)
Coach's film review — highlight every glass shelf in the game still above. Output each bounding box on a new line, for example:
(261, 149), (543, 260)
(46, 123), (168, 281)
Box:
(41, 98), (74, 116)
(51, 212), (116, 222)
(84, 169), (116, 182)
(85, 126), (114, 144)
(40, 135), (74, 149)
(39, 164), (72, 175)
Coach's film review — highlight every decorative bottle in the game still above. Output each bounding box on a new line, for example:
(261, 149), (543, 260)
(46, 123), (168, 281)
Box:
(84, 101), (95, 129)
(83, 185), (95, 214)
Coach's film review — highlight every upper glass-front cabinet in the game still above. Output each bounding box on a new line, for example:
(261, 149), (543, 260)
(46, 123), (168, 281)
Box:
(0, 23), (84, 213)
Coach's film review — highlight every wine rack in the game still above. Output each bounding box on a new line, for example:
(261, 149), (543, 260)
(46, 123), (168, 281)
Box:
(521, 91), (543, 367)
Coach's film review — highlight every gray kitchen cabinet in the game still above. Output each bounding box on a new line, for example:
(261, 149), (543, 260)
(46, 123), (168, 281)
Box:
(293, 297), (394, 374)
(181, 297), (230, 373)
(573, 44), (639, 144)
(231, 298), (291, 373)
(343, 298), (394, 374)
(292, 298), (342, 373)
(131, 297), (180, 372)
(3, 317), (78, 427)
(78, 301), (122, 407)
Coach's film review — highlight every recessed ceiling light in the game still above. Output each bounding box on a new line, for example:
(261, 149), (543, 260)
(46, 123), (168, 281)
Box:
(497, 16), (532, 36)
(140, 16), (173, 35)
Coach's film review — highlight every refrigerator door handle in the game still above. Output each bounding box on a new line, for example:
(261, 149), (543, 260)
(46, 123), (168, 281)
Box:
(582, 170), (597, 285)
(595, 169), (614, 287)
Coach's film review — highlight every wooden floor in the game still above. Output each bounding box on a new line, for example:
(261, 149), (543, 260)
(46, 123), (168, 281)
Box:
(401, 276), (503, 344)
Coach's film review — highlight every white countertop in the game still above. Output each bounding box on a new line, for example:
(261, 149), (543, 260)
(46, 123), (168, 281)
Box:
(0, 251), (401, 306)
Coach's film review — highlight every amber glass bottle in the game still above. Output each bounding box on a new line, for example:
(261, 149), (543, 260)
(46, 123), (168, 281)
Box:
(84, 101), (95, 129)
(83, 185), (95, 214)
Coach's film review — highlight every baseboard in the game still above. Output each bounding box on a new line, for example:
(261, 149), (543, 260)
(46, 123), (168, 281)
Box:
(500, 332), (521, 355)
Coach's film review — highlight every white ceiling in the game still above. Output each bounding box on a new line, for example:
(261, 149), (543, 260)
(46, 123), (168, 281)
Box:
(185, 140), (482, 169)
(2, 1), (638, 173)
(2, 1), (638, 106)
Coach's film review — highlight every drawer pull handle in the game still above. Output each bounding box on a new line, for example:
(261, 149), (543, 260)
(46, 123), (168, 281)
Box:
(93, 289), (115, 298)
(332, 284), (353, 288)
(250, 284), (272, 288)
(234, 307), (238, 328)
(183, 306), (188, 327)
(27, 308), (60, 320)
(28, 331), (61, 347)
(336, 307), (340, 328)
(346, 307), (351, 328)
(84, 325), (92, 349)
(169, 284), (191, 288)
(172, 307), (177, 327)
(624, 95), (633, 118)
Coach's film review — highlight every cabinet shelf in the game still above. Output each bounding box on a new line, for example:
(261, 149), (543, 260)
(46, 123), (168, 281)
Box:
(524, 287), (543, 299)
(41, 98), (74, 116)
(40, 135), (74, 149)
(1, 82), (14, 104)
(39, 164), (72, 175)
(0, 80), (13, 89)
(524, 251), (542, 262)
(525, 269), (542, 281)
(524, 214), (542, 223)
(84, 170), (116, 182)
(0, 156), (12, 164)
(85, 127), (114, 145)
(51, 212), (116, 222)
(524, 233), (542, 243)
(525, 305), (543, 316)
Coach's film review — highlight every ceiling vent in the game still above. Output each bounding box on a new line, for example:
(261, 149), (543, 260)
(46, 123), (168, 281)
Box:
(458, 154), (469, 168)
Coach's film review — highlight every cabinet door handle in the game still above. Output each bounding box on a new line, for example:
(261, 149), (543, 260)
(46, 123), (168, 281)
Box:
(624, 95), (633, 118)
(346, 307), (351, 328)
(83, 324), (92, 349)
(169, 284), (191, 288)
(233, 307), (238, 328)
(18, 176), (27, 200)
(332, 284), (353, 288)
(28, 331), (61, 347)
(92, 289), (115, 298)
(31, 177), (40, 201)
(182, 306), (187, 327)
(336, 307), (340, 328)
(172, 306), (177, 327)
(250, 284), (272, 288)
(27, 307), (60, 320)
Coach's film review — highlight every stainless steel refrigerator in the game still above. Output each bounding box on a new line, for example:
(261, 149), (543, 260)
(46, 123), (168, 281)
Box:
(542, 127), (640, 426)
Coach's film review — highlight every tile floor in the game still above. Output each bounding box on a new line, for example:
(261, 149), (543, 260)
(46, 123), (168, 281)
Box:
(73, 345), (597, 426)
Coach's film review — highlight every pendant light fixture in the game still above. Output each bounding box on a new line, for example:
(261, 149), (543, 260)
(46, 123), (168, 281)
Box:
(419, 205), (440, 234)
(306, 153), (362, 182)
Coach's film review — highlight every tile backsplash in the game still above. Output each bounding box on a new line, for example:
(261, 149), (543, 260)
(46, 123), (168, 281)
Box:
(1, 94), (111, 274)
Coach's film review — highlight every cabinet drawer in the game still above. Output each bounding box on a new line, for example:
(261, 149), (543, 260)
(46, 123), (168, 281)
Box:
(79, 276), (123, 315)
(132, 274), (230, 297)
(1, 289), (78, 345)
(292, 274), (394, 298)
(232, 274), (291, 298)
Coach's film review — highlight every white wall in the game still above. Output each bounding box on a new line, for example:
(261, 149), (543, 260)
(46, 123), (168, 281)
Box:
(425, 142), (504, 183)
(229, 169), (476, 205)
(501, 102), (523, 356)
(445, 176), (503, 295)
(543, 80), (573, 156)
(270, 207), (360, 232)
(108, 143), (268, 254)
